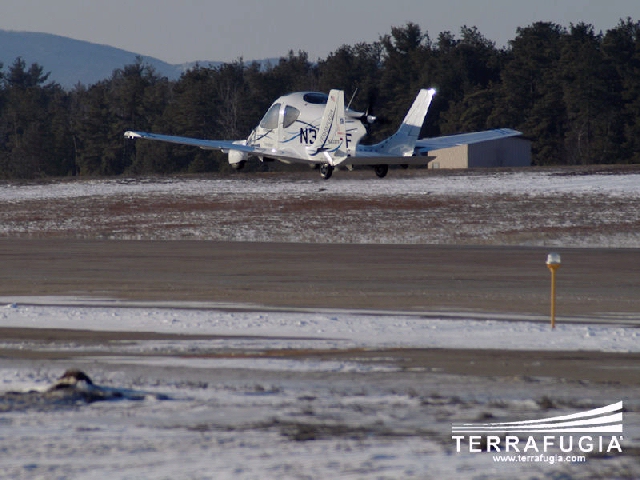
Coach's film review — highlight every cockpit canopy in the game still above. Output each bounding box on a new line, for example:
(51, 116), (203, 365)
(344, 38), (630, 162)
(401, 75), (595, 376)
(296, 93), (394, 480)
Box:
(259, 103), (301, 129)
(258, 91), (367, 132)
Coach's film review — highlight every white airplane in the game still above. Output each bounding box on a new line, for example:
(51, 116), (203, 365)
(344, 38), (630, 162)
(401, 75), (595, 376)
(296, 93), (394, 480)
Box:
(125, 88), (521, 180)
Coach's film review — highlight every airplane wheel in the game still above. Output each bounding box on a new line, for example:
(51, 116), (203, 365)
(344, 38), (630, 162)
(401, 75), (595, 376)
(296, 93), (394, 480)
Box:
(231, 160), (246, 171)
(374, 164), (389, 178)
(320, 164), (334, 180)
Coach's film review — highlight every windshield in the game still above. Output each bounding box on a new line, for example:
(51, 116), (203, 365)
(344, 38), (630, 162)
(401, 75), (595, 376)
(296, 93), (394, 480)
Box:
(259, 103), (281, 129)
(283, 105), (300, 128)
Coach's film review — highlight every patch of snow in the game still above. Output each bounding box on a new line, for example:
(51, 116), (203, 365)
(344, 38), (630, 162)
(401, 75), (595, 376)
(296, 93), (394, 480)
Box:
(1, 302), (638, 479)
(1, 302), (638, 354)
(2, 172), (640, 203)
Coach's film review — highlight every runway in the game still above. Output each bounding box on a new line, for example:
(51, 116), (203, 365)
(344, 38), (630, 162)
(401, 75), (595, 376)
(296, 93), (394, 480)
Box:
(2, 239), (640, 320)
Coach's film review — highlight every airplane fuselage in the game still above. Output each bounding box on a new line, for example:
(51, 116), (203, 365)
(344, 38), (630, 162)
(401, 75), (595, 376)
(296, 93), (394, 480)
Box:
(245, 92), (367, 164)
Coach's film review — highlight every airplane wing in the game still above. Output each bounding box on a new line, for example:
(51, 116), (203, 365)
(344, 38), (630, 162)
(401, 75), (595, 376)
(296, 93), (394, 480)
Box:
(414, 128), (522, 153)
(124, 130), (318, 166)
(124, 131), (256, 153)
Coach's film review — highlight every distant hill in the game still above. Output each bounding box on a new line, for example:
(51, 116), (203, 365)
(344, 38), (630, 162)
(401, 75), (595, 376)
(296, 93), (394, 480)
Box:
(0, 29), (225, 89)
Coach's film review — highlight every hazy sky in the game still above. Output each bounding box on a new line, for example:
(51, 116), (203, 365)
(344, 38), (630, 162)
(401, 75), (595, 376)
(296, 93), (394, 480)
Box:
(2, 0), (640, 64)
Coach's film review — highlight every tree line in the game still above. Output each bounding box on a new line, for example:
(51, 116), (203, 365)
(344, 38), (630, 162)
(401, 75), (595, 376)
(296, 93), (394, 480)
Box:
(1, 20), (639, 179)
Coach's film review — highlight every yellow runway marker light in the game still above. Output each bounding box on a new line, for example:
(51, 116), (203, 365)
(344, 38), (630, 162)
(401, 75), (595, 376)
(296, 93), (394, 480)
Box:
(546, 253), (561, 329)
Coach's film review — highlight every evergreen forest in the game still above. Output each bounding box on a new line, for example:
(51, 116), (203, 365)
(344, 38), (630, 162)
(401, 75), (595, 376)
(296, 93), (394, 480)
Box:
(1, 20), (640, 179)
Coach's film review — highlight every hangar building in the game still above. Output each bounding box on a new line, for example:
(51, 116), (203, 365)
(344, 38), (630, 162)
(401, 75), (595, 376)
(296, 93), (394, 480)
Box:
(427, 134), (532, 169)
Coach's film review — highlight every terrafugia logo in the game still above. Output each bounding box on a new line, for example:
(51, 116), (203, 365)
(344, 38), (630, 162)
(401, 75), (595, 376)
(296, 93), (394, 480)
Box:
(452, 402), (623, 455)
(453, 401), (623, 434)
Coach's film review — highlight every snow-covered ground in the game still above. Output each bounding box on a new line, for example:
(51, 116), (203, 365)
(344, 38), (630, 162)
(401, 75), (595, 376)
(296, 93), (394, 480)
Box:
(2, 170), (640, 201)
(1, 301), (639, 479)
(2, 301), (640, 354)
(2, 169), (640, 246)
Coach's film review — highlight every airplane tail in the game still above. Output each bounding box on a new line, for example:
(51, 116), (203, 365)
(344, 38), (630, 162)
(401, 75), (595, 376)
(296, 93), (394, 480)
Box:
(306, 89), (347, 163)
(372, 88), (436, 156)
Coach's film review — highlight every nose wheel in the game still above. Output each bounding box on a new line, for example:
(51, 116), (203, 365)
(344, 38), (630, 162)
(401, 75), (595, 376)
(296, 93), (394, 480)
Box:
(374, 164), (389, 178)
(320, 164), (334, 180)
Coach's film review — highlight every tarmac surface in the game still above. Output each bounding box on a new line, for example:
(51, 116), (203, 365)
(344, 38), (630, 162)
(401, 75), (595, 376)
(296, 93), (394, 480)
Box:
(1, 239), (639, 318)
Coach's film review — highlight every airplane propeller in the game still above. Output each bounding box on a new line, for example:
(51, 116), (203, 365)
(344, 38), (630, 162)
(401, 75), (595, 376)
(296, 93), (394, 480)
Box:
(360, 89), (391, 126)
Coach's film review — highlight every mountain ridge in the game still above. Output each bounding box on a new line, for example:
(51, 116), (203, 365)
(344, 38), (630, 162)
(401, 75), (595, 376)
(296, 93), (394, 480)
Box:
(0, 29), (228, 88)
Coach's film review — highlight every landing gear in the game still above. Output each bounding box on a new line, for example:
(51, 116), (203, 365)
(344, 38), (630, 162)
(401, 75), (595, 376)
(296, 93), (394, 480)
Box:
(374, 164), (389, 178)
(320, 164), (334, 180)
(231, 160), (246, 171)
